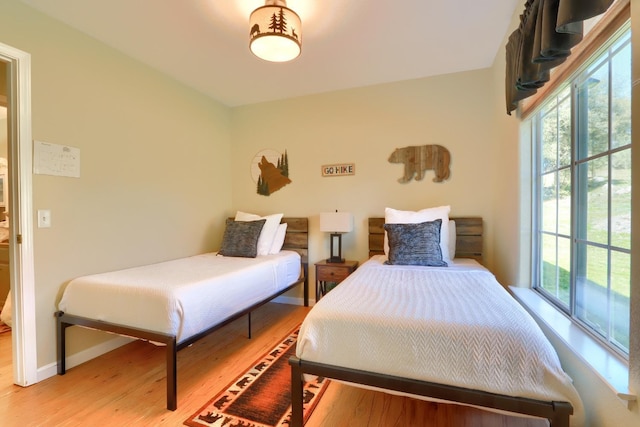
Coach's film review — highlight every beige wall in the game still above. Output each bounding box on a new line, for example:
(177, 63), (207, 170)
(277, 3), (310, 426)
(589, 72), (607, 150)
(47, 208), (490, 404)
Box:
(0, 2), (233, 366)
(0, 1), (637, 425)
(489, 22), (527, 289)
(231, 69), (500, 294)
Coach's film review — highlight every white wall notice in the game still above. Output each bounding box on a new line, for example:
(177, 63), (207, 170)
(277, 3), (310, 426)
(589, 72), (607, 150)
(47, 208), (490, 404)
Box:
(33, 140), (80, 178)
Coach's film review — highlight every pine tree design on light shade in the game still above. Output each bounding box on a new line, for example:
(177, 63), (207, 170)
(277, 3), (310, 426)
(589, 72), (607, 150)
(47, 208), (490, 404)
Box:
(249, 1), (301, 62)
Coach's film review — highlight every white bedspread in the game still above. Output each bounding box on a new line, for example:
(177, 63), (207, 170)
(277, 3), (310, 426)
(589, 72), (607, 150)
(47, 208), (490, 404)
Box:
(297, 256), (584, 425)
(59, 251), (301, 344)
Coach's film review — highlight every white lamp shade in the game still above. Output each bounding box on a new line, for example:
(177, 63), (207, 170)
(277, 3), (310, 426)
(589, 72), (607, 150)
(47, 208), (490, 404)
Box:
(249, 4), (301, 62)
(320, 212), (353, 233)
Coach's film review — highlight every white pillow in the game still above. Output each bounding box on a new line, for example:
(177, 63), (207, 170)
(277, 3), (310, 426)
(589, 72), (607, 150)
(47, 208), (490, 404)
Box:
(269, 223), (288, 254)
(448, 220), (456, 259)
(235, 211), (283, 256)
(384, 206), (451, 262)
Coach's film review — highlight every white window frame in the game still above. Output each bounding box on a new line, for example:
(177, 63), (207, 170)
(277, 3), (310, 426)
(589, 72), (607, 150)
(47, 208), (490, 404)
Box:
(530, 24), (632, 358)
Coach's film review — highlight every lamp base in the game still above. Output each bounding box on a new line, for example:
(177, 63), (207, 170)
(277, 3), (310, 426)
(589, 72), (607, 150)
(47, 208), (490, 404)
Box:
(327, 233), (345, 264)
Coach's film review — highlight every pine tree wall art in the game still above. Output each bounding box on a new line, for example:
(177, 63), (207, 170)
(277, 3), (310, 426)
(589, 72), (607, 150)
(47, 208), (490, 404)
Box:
(251, 149), (292, 196)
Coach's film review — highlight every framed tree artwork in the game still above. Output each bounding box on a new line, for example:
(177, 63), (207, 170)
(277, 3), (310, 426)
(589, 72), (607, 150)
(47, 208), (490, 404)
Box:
(251, 149), (292, 196)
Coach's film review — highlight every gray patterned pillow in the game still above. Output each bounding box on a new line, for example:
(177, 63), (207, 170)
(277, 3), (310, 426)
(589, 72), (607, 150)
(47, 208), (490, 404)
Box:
(219, 219), (266, 258)
(383, 219), (448, 267)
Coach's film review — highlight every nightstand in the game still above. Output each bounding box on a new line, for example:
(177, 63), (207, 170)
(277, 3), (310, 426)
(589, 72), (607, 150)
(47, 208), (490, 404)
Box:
(315, 260), (358, 301)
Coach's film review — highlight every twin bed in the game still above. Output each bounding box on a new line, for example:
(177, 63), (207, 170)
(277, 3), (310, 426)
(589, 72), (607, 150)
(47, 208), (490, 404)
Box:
(56, 216), (308, 411)
(290, 215), (583, 427)
(56, 210), (582, 427)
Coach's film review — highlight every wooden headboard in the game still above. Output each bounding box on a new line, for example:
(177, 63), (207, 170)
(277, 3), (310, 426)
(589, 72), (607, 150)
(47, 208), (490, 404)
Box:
(281, 217), (308, 265)
(368, 217), (483, 263)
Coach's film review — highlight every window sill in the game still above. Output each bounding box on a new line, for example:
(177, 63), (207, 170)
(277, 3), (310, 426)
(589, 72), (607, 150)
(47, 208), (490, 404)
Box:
(509, 286), (637, 406)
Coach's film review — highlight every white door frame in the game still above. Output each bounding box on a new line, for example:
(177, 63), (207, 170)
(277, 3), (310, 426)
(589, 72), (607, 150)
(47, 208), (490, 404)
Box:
(1, 41), (37, 386)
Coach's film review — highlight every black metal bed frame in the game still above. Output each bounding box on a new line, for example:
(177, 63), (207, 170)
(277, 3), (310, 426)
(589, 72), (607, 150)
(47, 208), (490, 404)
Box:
(55, 217), (308, 411)
(288, 357), (572, 427)
(288, 217), (573, 427)
(56, 275), (307, 410)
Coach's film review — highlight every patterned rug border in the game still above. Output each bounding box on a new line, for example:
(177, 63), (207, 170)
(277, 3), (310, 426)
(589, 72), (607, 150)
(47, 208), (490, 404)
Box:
(0, 312), (10, 334)
(184, 324), (328, 427)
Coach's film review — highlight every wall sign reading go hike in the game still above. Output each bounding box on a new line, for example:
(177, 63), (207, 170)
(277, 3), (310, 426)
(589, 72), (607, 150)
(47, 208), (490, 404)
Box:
(251, 149), (291, 196)
(388, 144), (451, 183)
(321, 163), (355, 177)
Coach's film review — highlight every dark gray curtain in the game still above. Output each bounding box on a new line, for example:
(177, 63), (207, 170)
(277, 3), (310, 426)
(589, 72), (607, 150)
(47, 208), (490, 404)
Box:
(505, 0), (614, 115)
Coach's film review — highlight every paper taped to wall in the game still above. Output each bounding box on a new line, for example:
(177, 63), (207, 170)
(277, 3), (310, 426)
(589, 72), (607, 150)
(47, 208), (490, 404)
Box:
(33, 140), (80, 178)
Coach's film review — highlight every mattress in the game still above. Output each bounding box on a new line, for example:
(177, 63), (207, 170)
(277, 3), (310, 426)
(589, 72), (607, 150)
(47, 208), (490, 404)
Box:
(58, 251), (301, 344)
(296, 255), (584, 425)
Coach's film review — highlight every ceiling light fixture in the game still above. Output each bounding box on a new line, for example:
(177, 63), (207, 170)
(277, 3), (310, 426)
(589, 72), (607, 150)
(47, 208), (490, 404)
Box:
(249, 0), (301, 62)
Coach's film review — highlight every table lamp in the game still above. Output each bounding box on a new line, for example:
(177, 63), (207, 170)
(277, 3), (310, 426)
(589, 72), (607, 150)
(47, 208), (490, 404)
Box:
(319, 211), (353, 263)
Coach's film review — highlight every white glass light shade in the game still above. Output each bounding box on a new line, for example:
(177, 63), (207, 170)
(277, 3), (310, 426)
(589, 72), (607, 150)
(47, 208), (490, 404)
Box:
(249, 3), (301, 62)
(320, 212), (353, 233)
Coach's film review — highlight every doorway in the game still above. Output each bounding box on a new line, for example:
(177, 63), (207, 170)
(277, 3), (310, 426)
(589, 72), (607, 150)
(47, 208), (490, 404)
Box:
(0, 69), (10, 340)
(0, 42), (36, 387)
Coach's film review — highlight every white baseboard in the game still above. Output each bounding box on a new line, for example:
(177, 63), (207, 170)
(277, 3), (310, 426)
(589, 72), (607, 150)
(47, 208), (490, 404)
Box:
(37, 335), (134, 382)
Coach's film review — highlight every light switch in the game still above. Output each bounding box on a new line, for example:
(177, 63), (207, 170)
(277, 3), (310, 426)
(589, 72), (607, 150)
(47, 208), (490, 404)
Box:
(38, 209), (51, 228)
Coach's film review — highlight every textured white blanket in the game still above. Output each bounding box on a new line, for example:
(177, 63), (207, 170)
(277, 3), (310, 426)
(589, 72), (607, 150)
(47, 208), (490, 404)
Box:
(59, 251), (301, 343)
(297, 256), (584, 425)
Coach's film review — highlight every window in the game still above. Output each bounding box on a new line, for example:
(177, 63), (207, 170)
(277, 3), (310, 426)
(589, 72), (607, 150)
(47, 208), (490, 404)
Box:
(530, 26), (631, 355)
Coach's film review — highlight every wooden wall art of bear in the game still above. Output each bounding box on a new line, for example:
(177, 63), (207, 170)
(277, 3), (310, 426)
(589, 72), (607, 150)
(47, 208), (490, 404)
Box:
(388, 144), (451, 183)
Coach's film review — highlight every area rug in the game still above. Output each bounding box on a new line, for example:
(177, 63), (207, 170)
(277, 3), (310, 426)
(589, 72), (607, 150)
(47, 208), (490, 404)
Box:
(0, 310), (9, 334)
(184, 325), (329, 427)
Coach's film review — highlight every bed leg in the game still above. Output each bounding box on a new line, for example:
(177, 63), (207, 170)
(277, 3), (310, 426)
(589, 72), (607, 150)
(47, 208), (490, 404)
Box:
(549, 402), (572, 427)
(167, 337), (177, 411)
(248, 312), (252, 339)
(55, 311), (67, 375)
(289, 356), (304, 427)
(303, 264), (309, 307)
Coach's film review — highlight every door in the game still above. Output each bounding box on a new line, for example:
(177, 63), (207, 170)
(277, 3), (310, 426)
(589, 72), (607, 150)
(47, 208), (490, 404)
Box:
(0, 42), (37, 386)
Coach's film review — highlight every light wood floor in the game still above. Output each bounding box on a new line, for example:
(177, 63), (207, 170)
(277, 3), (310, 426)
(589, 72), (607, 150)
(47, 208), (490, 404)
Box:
(0, 303), (547, 426)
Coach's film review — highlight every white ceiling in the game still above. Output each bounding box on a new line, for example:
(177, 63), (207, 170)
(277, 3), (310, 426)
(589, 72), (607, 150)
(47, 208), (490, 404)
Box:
(21, 0), (520, 107)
